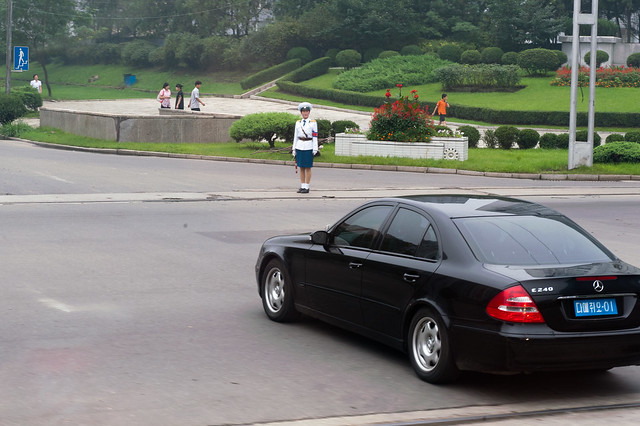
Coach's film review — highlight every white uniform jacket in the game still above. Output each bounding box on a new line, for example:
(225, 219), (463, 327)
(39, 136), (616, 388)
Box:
(293, 119), (318, 153)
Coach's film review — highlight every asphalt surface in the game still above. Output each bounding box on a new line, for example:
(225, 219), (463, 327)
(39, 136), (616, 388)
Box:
(13, 97), (640, 425)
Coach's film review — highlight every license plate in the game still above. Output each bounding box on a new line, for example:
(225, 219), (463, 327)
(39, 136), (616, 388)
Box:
(574, 298), (618, 317)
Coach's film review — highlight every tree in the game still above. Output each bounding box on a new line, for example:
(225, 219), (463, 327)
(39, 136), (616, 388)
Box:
(484, 0), (564, 50)
(10, 0), (77, 96)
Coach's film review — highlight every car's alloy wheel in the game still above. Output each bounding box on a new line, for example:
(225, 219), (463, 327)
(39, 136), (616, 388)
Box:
(408, 308), (458, 383)
(261, 259), (297, 322)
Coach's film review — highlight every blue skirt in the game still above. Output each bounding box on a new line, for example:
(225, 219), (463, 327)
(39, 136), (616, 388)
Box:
(296, 149), (314, 168)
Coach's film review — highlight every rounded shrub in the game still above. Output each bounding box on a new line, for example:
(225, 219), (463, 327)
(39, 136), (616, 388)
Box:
(364, 47), (384, 62)
(517, 48), (560, 75)
(584, 50), (609, 67)
(494, 126), (520, 149)
(481, 47), (504, 64)
(575, 130), (601, 145)
(229, 112), (298, 148)
(400, 45), (423, 56)
(378, 50), (399, 59)
(517, 128), (540, 149)
(460, 50), (482, 65)
(627, 52), (640, 68)
(331, 120), (359, 136)
(554, 50), (568, 67)
(501, 51), (519, 65)
(556, 133), (570, 149)
(483, 129), (497, 149)
(316, 119), (332, 139)
(14, 87), (42, 111)
(287, 47), (312, 64)
(594, 142), (640, 163)
(438, 44), (462, 62)
(0, 94), (27, 125)
(325, 48), (340, 66)
(625, 131), (640, 143)
(605, 133), (625, 143)
(335, 49), (361, 69)
(539, 133), (559, 149)
(457, 125), (481, 148)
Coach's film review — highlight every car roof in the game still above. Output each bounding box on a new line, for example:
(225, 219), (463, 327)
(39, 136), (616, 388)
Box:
(378, 195), (561, 219)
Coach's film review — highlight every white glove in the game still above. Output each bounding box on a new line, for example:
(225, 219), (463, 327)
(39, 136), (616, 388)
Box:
(292, 149), (296, 157)
(313, 150), (318, 155)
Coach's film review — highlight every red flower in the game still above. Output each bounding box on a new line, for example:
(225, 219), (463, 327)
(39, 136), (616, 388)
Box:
(397, 83), (403, 88)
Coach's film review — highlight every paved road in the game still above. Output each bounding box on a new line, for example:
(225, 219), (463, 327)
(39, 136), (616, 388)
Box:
(3, 137), (640, 425)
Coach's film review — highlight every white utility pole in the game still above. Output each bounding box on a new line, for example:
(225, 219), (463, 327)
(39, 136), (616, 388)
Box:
(568, 0), (598, 169)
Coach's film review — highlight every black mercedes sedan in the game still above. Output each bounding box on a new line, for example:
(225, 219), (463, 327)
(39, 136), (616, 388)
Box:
(254, 195), (640, 383)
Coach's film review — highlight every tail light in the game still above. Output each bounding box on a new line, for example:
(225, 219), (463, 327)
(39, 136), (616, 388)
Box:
(486, 285), (545, 323)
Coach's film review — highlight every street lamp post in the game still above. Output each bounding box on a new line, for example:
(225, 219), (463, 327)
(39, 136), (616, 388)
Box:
(5, 0), (12, 94)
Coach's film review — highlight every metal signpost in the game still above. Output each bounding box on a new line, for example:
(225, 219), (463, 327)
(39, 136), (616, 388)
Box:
(568, 0), (598, 169)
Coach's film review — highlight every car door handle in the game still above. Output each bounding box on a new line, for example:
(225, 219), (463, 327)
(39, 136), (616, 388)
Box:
(348, 262), (362, 269)
(403, 273), (420, 283)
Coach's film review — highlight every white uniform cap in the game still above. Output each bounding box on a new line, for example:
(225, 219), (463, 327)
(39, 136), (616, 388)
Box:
(298, 102), (312, 111)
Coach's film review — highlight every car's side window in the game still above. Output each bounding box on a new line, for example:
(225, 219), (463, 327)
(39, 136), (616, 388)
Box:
(380, 208), (436, 258)
(333, 205), (393, 249)
(416, 225), (439, 260)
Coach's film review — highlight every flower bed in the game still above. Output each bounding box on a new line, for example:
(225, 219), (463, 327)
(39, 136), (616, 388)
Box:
(335, 133), (468, 161)
(551, 66), (640, 88)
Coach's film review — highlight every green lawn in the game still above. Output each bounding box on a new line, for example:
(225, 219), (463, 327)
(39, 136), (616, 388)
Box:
(303, 69), (640, 114)
(7, 63), (249, 99)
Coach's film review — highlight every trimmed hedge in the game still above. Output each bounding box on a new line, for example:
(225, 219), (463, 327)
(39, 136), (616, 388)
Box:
(240, 59), (302, 90)
(280, 57), (331, 83)
(434, 64), (520, 91)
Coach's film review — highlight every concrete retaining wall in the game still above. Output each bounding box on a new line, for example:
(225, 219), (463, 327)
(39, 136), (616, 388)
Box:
(39, 108), (242, 143)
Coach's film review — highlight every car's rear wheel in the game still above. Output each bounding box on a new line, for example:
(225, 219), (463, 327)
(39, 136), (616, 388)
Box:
(262, 259), (298, 322)
(408, 308), (459, 384)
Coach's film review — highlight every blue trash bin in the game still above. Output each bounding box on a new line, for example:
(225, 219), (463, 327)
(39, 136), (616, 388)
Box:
(124, 74), (136, 87)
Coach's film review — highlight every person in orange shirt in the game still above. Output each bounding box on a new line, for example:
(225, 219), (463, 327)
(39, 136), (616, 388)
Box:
(432, 93), (449, 126)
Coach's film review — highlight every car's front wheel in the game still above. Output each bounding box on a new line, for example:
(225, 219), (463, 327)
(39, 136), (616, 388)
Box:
(261, 259), (298, 322)
(408, 307), (459, 384)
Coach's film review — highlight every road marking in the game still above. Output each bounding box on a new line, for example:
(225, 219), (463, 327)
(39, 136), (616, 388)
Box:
(39, 298), (73, 313)
(34, 172), (73, 184)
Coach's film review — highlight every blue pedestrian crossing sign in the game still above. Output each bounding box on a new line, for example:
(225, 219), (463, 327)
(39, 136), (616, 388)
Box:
(14, 46), (29, 71)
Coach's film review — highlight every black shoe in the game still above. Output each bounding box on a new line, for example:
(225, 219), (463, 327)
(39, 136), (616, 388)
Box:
(300, 188), (309, 193)
(297, 188), (305, 193)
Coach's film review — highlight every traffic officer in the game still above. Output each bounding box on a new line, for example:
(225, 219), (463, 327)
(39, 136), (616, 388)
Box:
(292, 102), (318, 193)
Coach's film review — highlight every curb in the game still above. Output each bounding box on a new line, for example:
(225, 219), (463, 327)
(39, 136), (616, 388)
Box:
(11, 138), (638, 182)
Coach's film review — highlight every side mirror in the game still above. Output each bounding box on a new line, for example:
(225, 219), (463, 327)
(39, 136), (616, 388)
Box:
(311, 230), (330, 245)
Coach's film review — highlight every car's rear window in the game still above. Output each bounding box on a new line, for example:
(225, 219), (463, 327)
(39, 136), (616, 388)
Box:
(454, 215), (614, 265)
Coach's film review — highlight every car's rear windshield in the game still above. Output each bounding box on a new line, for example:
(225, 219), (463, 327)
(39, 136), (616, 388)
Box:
(454, 215), (614, 265)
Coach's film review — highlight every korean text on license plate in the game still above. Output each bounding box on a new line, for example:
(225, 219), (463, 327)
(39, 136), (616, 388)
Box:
(574, 298), (618, 317)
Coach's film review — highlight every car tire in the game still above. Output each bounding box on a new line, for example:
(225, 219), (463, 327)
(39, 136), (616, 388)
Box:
(261, 259), (298, 322)
(408, 307), (459, 384)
